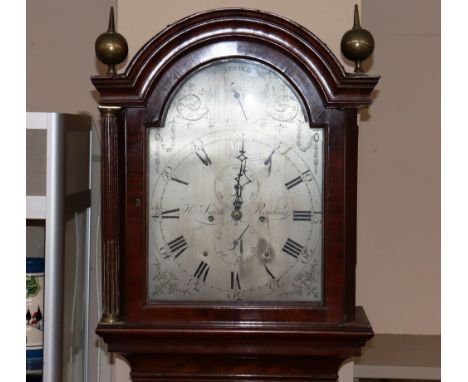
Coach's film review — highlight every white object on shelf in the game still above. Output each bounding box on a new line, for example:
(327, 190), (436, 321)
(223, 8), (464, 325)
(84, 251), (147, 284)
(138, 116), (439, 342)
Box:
(26, 112), (49, 130)
(27, 196), (47, 219)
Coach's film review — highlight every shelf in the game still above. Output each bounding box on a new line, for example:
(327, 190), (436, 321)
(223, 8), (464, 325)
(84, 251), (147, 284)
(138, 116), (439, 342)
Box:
(26, 369), (43, 375)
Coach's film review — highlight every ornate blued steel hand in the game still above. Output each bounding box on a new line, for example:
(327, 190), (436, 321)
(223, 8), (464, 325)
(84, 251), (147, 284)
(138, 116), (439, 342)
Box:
(232, 141), (252, 212)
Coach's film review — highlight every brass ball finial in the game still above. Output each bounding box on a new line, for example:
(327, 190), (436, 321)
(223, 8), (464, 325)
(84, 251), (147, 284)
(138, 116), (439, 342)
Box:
(95, 7), (128, 75)
(340, 4), (375, 73)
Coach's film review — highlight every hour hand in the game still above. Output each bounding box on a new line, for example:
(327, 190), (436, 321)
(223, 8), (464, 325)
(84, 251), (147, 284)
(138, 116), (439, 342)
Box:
(232, 141), (249, 211)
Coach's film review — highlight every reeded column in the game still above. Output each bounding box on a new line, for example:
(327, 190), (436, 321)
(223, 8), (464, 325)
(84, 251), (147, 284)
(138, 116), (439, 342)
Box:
(99, 105), (122, 323)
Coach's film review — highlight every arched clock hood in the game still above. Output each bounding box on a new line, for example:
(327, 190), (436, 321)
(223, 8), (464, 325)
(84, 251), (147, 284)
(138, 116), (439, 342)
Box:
(92, 8), (379, 112)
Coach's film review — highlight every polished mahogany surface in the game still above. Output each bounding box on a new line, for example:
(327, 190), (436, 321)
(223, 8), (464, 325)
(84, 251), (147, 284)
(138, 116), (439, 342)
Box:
(92, 8), (379, 381)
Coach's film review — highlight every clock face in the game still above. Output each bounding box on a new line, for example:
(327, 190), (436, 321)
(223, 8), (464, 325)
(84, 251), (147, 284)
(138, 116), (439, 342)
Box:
(147, 59), (323, 302)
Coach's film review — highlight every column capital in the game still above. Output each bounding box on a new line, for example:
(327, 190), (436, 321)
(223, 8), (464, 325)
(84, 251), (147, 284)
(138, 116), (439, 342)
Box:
(98, 105), (122, 116)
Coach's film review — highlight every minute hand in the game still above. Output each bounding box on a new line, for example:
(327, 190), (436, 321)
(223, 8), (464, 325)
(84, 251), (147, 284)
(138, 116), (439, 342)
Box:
(233, 162), (245, 210)
(232, 141), (252, 210)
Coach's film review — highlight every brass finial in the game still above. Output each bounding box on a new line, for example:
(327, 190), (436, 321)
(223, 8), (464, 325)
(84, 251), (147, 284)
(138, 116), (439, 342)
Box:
(340, 4), (375, 73)
(95, 7), (128, 75)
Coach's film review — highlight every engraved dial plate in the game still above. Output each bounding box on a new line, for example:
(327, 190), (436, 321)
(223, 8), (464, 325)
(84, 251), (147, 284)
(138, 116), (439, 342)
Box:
(147, 59), (323, 302)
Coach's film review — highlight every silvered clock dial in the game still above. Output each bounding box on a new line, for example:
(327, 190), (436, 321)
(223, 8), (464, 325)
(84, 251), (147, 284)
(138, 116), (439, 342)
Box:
(147, 59), (324, 302)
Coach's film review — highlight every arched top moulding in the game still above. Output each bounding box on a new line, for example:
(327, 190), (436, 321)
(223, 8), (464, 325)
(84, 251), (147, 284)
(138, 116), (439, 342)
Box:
(91, 8), (379, 109)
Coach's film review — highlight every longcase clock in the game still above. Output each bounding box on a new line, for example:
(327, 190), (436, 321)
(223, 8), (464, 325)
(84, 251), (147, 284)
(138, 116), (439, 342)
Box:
(92, 7), (379, 381)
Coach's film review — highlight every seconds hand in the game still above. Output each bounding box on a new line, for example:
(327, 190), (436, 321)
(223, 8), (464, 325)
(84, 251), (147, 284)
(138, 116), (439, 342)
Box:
(229, 224), (250, 252)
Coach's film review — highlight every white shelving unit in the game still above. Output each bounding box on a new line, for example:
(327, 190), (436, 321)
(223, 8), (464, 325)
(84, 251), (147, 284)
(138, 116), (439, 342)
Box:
(26, 112), (93, 382)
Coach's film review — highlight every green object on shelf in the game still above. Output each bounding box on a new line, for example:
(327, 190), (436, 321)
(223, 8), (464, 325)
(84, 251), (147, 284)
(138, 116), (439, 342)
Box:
(26, 275), (41, 297)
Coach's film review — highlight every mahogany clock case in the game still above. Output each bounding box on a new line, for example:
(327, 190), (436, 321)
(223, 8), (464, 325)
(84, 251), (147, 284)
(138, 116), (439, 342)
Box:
(92, 8), (379, 381)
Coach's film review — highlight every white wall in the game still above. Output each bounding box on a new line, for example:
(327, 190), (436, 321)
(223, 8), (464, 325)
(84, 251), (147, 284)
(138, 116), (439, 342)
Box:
(118, 0), (357, 72)
(357, 0), (440, 335)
